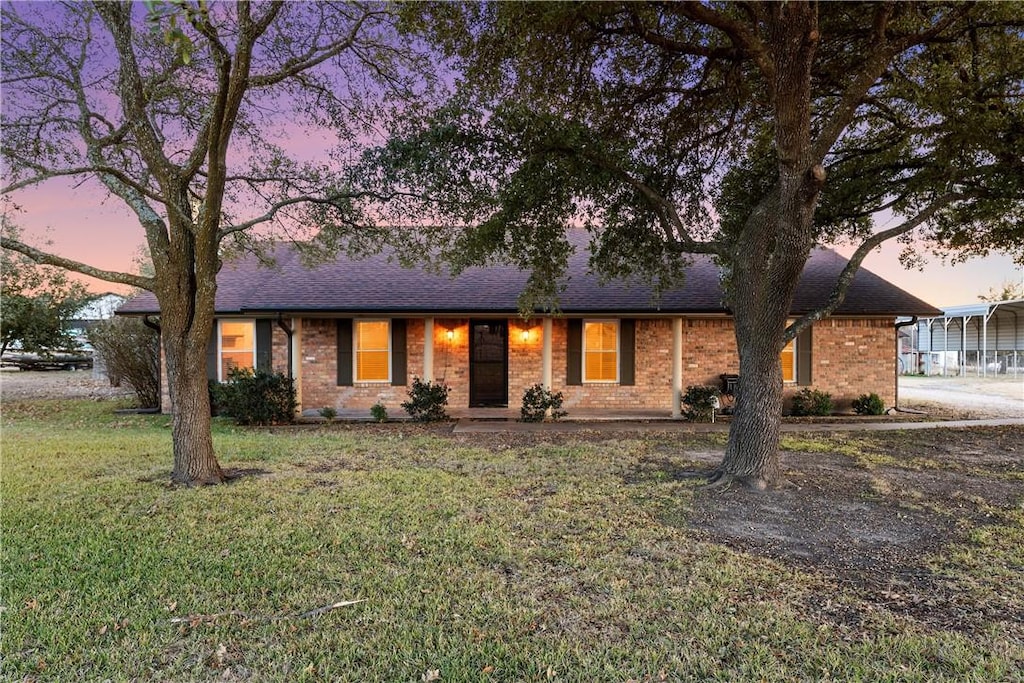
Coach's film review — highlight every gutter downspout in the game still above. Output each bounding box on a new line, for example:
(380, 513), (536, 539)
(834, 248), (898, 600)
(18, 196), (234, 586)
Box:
(891, 316), (920, 413)
(142, 315), (161, 333)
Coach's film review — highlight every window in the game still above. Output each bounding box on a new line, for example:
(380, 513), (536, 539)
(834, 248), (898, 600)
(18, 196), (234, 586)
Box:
(356, 320), (390, 382)
(780, 336), (796, 383)
(220, 320), (255, 380)
(584, 320), (618, 382)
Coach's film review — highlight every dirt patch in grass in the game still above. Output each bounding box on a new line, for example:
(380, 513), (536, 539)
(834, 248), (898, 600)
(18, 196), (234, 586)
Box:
(683, 426), (1023, 639)
(0, 368), (133, 401)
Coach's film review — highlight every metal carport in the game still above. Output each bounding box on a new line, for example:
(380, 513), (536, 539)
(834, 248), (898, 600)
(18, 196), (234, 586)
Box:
(910, 299), (1024, 377)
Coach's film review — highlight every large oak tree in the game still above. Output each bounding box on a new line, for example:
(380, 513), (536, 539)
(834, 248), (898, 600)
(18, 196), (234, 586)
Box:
(1, 1), (427, 485)
(370, 1), (1024, 488)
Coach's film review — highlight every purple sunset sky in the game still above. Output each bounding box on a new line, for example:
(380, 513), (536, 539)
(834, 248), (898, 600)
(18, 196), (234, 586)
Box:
(14, 178), (1019, 308)
(3, 1), (1020, 307)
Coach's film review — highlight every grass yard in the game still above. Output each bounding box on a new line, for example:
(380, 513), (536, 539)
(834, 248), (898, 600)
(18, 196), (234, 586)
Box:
(2, 399), (1022, 681)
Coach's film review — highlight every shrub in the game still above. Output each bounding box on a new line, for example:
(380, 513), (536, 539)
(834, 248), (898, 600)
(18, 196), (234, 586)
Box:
(370, 402), (388, 422)
(401, 377), (449, 422)
(520, 384), (567, 422)
(682, 385), (721, 422)
(790, 388), (833, 417)
(215, 368), (297, 426)
(852, 392), (885, 416)
(86, 317), (160, 408)
(208, 379), (224, 416)
(318, 406), (337, 422)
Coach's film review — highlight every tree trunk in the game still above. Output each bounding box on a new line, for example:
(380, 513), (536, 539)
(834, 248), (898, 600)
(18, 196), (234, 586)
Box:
(159, 278), (224, 486)
(716, 321), (787, 489)
(712, 3), (822, 490)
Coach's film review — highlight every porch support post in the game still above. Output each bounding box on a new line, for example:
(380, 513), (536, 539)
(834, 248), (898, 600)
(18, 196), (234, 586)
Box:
(672, 317), (683, 418)
(423, 317), (434, 382)
(291, 318), (302, 413)
(542, 317), (553, 389)
(962, 315), (969, 377)
(943, 318), (950, 376)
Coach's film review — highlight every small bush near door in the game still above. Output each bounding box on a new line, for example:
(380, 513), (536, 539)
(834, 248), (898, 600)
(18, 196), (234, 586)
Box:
(852, 392), (886, 415)
(790, 388), (834, 416)
(520, 384), (567, 422)
(402, 378), (450, 422)
(682, 385), (721, 422)
(214, 368), (297, 425)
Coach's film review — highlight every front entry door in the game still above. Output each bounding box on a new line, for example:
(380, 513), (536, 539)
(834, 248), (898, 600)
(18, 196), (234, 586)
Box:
(469, 320), (508, 407)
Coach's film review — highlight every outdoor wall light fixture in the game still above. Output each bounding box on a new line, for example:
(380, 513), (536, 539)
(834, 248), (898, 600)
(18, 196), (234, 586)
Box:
(446, 329), (455, 341)
(521, 329), (530, 342)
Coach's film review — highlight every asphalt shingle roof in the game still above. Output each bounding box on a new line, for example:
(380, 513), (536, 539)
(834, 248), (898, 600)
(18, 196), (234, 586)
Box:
(118, 239), (941, 317)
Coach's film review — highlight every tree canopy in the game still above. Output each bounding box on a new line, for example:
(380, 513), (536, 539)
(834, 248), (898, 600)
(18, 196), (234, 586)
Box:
(366, 1), (1024, 487)
(376, 2), (1022, 287)
(1, 221), (91, 357)
(1, 1), (431, 485)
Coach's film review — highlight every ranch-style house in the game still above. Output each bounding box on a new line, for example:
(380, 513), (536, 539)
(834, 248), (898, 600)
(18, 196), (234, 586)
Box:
(119, 238), (941, 417)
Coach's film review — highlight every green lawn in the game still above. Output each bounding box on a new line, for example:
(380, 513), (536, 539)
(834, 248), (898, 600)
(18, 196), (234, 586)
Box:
(2, 400), (1020, 681)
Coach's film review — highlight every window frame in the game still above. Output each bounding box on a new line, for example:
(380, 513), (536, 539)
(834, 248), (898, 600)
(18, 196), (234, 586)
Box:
(354, 318), (391, 383)
(780, 335), (797, 383)
(582, 319), (620, 384)
(218, 319), (256, 382)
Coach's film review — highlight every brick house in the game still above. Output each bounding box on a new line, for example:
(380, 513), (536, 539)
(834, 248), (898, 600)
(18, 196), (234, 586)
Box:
(119, 239), (940, 416)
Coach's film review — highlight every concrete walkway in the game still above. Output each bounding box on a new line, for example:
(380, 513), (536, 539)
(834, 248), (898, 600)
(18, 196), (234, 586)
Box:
(452, 416), (1024, 434)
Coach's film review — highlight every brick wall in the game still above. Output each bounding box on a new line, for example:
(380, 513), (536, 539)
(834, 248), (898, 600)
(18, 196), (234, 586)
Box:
(680, 318), (740, 387)
(432, 319), (470, 408)
(271, 325), (289, 375)
(809, 318), (896, 409)
(553, 318), (675, 410)
(299, 318), (425, 415)
(163, 314), (897, 415)
(509, 320), (544, 408)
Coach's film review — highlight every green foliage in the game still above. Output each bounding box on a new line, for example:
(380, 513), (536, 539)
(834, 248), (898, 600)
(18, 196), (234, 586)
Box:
(791, 389), (834, 417)
(1, 222), (91, 356)
(401, 377), (449, 422)
(682, 385), (722, 422)
(214, 368), (297, 426)
(852, 393), (886, 416)
(520, 383), (567, 422)
(142, 0), (203, 65)
(86, 317), (161, 408)
(978, 281), (1024, 302)
(319, 406), (338, 422)
(370, 402), (388, 423)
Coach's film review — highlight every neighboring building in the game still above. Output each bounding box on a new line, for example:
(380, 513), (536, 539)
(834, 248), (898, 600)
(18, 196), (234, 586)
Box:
(907, 299), (1024, 377)
(71, 293), (128, 379)
(70, 293), (128, 343)
(118, 238), (940, 416)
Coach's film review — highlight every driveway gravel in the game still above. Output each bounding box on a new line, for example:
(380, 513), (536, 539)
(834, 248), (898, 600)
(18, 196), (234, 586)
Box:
(898, 375), (1023, 419)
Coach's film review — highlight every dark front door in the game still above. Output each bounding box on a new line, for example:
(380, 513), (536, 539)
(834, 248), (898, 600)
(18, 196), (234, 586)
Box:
(469, 320), (508, 407)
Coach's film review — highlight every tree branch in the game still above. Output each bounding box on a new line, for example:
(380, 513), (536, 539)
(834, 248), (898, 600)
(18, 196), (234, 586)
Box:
(561, 146), (722, 256)
(1, 161), (163, 203)
(248, 6), (382, 88)
(784, 192), (964, 340)
(217, 189), (425, 238)
(0, 236), (153, 291)
(672, 1), (775, 81)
